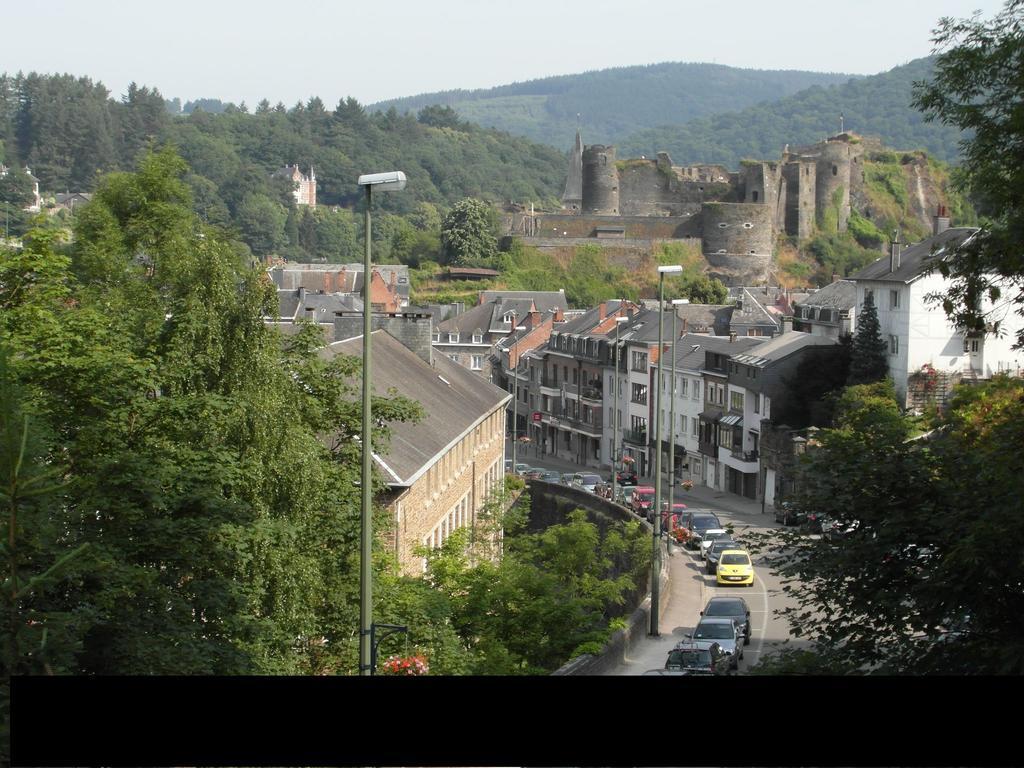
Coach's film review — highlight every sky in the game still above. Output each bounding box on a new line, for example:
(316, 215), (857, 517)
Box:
(2, 0), (1008, 108)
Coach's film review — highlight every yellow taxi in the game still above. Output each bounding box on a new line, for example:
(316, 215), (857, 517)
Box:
(716, 549), (754, 587)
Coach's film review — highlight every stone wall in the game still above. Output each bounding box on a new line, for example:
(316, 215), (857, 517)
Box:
(333, 311), (434, 364)
(533, 213), (701, 240)
(783, 160), (817, 240)
(815, 140), (853, 233)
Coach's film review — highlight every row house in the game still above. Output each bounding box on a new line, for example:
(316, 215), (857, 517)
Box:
(849, 218), (1024, 408)
(269, 263), (410, 309)
(793, 279), (857, 339)
(655, 333), (766, 492)
(324, 326), (510, 575)
(438, 290), (567, 377)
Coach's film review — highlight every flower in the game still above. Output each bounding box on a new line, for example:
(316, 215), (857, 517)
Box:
(681, 479), (694, 491)
(380, 653), (429, 676)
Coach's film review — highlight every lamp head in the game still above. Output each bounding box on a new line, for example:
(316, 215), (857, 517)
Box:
(657, 264), (683, 275)
(357, 171), (407, 192)
(670, 298), (687, 305)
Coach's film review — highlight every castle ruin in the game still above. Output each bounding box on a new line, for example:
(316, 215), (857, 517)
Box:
(508, 130), (865, 286)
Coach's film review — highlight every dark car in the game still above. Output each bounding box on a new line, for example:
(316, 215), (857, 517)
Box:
(704, 538), (739, 575)
(612, 469), (638, 486)
(664, 641), (731, 675)
(774, 501), (806, 526)
(701, 596), (752, 646)
(680, 511), (723, 550)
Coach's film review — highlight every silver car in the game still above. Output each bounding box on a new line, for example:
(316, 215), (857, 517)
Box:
(690, 616), (744, 669)
(573, 473), (603, 493)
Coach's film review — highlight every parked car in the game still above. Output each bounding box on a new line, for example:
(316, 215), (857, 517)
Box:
(774, 501), (806, 526)
(716, 549), (754, 587)
(700, 596), (752, 646)
(612, 469), (638, 486)
(690, 617), (744, 669)
(617, 485), (638, 506)
(630, 486), (656, 517)
(572, 473), (603, 493)
(680, 511), (723, 550)
(560, 472), (576, 486)
(514, 463), (532, 476)
(664, 641), (731, 675)
(642, 668), (687, 676)
(704, 539), (740, 575)
(524, 467), (545, 480)
(539, 470), (562, 482)
(699, 528), (731, 560)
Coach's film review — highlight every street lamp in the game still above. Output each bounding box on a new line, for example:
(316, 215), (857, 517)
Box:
(356, 170), (406, 676)
(508, 311), (520, 474)
(611, 313), (629, 504)
(652, 264), (682, 636)
(667, 298), (687, 541)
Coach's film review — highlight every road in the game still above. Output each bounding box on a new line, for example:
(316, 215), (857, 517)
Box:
(509, 444), (803, 673)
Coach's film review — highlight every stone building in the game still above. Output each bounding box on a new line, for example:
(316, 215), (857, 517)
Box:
(324, 329), (510, 575)
(510, 131), (866, 286)
(274, 164), (316, 206)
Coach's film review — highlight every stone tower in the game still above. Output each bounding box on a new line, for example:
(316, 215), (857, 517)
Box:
(581, 144), (619, 215)
(815, 140), (852, 233)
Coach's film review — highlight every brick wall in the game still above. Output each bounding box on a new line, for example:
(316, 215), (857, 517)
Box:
(389, 407), (506, 575)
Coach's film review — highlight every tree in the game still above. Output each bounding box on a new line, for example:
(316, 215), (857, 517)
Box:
(912, 1), (1024, 348)
(440, 198), (498, 267)
(754, 375), (1024, 674)
(0, 166), (34, 208)
(847, 293), (889, 385)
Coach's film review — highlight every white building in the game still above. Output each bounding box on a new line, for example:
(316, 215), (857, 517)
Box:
(850, 224), (1024, 408)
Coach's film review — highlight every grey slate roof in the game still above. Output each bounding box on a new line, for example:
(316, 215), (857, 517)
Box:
(324, 331), (510, 485)
(797, 280), (857, 310)
(275, 288), (361, 321)
(731, 288), (780, 329)
(851, 227), (979, 283)
(675, 304), (734, 335)
(479, 291), (568, 315)
(436, 301), (493, 336)
(664, 332), (767, 369)
(728, 330), (837, 367)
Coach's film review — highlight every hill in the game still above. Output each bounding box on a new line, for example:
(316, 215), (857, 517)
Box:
(618, 57), (965, 166)
(369, 62), (855, 150)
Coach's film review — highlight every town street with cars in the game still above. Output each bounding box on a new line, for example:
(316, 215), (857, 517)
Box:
(508, 441), (805, 674)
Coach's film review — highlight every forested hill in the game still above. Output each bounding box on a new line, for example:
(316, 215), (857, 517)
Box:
(0, 73), (567, 210)
(618, 57), (964, 166)
(369, 62), (855, 150)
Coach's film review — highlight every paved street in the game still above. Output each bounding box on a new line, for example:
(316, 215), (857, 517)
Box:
(509, 442), (802, 673)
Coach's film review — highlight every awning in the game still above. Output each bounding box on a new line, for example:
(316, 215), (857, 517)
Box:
(698, 410), (721, 421)
(720, 412), (743, 427)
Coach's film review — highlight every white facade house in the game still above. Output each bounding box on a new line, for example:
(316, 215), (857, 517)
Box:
(850, 226), (1024, 407)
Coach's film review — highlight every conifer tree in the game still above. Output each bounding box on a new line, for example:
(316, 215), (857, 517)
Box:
(847, 293), (889, 385)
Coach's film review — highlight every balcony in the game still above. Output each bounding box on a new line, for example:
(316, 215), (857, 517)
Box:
(731, 448), (759, 462)
(567, 415), (603, 436)
(624, 429), (648, 445)
(580, 385), (603, 402)
(540, 376), (560, 389)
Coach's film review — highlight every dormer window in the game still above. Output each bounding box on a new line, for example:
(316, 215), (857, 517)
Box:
(449, 332), (459, 343)
(472, 332), (483, 344)
(432, 331), (440, 342)
(503, 312), (514, 325)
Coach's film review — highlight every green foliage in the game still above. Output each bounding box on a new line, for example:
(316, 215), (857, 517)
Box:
(912, 0), (1024, 349)
(754, 374), (1024, 674)
(847, 293), (890, 385)
(620, 57), (965, 166)
(373, 62), (854, 150)
(806, 231), (881, 281)
(846, 210), (885, 250)
(772, 340), (852, 429)
(440, 198), (499, 267)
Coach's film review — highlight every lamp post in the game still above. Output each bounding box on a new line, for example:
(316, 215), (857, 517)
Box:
(509, 311), (519, 474)
(667, 298), (686, 543)
(651, 264), (682, 636)
(356, 170), (406, 676)
(611, 313), (629, 504)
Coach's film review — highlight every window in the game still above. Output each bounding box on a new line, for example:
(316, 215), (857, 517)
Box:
(432, 331), (440, 342)
(864, 288), (874, 307)
(631, 383), (648, 405)
(631, 351), (648, 371)
(890, 335), (899, 355)
(730, 391), (744, 411)
(717, 385), (724, 405)
(471, 355), (484, 370)
(448, 332), (459, 343)
(679, 378), (688, 397)
(890, 289), (900, 310)
(448, 354), (459, 362)
(964, 336), (981, 353)
(692, 380), (700, 400)
(754, 393), (760, 414)
(691, 417), (698, 436)
(472, 332), (483, 344)
(572, 368), (578, 385)
(751, 191), (759, 202)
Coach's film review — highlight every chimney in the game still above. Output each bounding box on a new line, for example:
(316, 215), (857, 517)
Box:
(831, 272), (840, 283)
(528, 309), (541, 327)
(782, 316), (793, 334)
(933, 204), (951, 236)
(729, 331), (737, 342)
(889, 231), (901, 273)
(598, 302), (607, 321)
(553, 307), (564, 323)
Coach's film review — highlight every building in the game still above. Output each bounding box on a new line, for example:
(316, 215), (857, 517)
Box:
(265, 286), (362, 342)
(269, 263), (409, 310)
(324, 328), (510, 575)
(436, 290), (568, 377)
(52, 192), (93, 214)
(793, 279), (857, 339)
(274, 164), (316, 207)
(0, 165), (41, 213)
(849, 219), (1024, 408)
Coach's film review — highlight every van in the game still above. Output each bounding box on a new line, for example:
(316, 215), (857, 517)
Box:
(630, 486), (656, 517)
